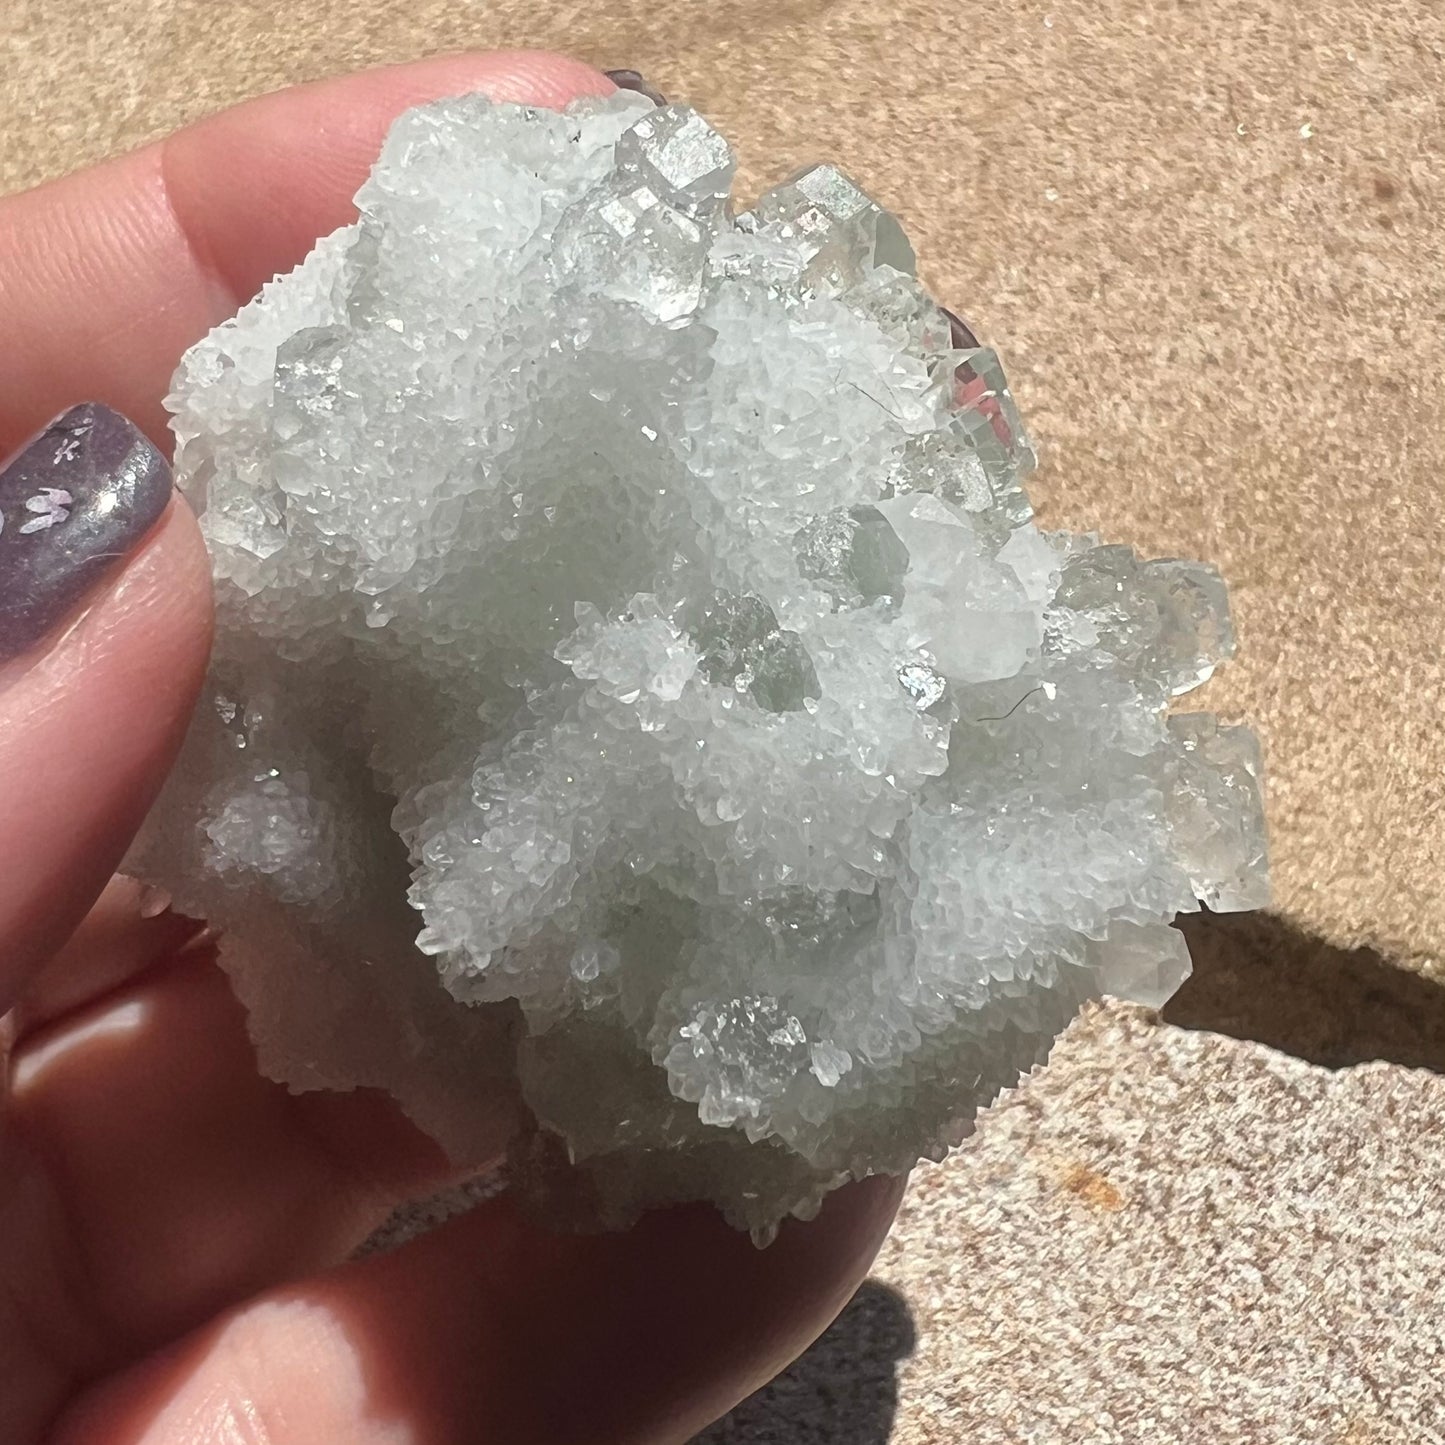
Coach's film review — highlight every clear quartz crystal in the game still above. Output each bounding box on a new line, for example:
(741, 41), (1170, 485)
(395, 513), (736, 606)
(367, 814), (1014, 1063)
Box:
(130, 92), (1268, 1236)
(739, 162), (917, 292)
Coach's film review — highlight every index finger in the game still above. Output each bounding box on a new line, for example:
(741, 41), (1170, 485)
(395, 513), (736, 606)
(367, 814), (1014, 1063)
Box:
(0, 51), (612, 457)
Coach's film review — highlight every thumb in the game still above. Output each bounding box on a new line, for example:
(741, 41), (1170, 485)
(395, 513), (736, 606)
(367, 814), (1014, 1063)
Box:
(0, 404), (212, 1010)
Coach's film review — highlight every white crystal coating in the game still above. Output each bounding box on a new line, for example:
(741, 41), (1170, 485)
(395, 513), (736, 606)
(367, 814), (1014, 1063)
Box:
(130, 93), (1268, 1234)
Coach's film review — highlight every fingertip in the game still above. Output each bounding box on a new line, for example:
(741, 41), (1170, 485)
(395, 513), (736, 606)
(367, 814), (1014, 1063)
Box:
(53, 494), (215, 734)
(161, 50), (616, 307)
(109, 493), (215, 671)
(0, 495), (213, 1004)
(288, 1174), (905, 1443)
(363, 49), (617, 108)
(49, 1176), (904, 1445)
(0, 50), (616, 453)
(11, 875), (205, 1037)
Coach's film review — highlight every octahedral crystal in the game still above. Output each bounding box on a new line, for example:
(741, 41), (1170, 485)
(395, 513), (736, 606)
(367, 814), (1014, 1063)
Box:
(128, 91), (1268, 1237)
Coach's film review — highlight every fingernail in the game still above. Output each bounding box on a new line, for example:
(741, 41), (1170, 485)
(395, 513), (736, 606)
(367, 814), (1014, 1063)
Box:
(941, 306), (980, 351)
(0, 403), (173, 663)
(604, 69), (668, 106)
(138, 883), (173, 920)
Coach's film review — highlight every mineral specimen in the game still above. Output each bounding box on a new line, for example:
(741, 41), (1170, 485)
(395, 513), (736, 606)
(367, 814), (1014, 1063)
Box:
(129, 91), (1268, 1237)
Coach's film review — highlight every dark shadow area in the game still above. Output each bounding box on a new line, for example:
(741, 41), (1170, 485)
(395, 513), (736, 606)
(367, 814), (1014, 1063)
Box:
(692, 1280), (916, 1445)
(1165, 907), (1445, 1074)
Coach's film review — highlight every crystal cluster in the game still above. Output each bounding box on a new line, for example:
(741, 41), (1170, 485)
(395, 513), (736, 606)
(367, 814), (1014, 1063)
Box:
(129, 92), (1268, 1236)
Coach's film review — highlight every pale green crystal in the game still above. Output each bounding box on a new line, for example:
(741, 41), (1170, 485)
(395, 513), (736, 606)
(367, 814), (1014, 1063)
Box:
(130, 92), (1268, 1236)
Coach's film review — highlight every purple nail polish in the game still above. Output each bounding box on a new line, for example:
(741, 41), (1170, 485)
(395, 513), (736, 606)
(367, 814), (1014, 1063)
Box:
(0, 403), (173, 662)
(941, 306), (980, 352)
(604, 69), (668, 106)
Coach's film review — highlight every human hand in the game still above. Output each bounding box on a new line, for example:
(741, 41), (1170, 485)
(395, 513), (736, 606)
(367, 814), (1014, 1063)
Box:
(0, 52), (903, 1445)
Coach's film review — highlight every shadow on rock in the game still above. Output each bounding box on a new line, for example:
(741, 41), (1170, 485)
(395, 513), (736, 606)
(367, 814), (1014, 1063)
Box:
(692, 1279), (915, 1445)
(1165, 907), (1445, 1073)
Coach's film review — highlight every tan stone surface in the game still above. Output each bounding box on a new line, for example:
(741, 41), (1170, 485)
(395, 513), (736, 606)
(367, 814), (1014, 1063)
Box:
(705, 1004), (1445, 1444)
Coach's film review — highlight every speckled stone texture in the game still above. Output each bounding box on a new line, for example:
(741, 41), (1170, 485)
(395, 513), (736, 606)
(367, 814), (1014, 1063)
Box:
(704, 1003), (1445, 1444)
(5, 3), (1442, 1440)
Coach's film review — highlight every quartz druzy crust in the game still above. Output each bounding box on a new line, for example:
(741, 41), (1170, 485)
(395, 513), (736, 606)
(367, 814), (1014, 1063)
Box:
(131, 91), (1268, 1235)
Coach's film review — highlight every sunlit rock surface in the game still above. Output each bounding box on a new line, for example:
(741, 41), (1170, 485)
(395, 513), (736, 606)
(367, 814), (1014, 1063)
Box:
(130, 92), (1268, 1236)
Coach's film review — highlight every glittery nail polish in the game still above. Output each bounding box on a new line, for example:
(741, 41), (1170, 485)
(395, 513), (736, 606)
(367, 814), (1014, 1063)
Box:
(604, 69), (668, 106)
(0, 403), (173, 663)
